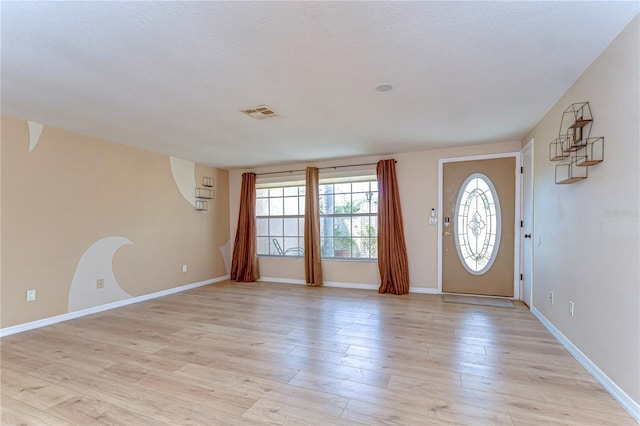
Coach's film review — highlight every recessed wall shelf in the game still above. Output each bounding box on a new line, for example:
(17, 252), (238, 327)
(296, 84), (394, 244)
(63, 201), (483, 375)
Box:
(549, 102), (604, 184)
(202, 177), (215, 187)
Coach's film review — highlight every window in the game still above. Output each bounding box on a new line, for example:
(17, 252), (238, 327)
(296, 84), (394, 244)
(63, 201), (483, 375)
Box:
(319, 180), (378, 259)
(454, 173), (501, 274)
(255, 177), (378, 260)
(256, 185), (306, 256)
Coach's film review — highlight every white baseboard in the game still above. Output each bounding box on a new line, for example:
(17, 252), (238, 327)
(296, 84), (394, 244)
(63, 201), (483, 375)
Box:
(258, 277), (438, 294)
(531, 306), (640, 422)
(258, 276), (378, 290)
(410, 287), (439, 294)
(325, 281), (379, 291)
(0, 275), (230, 338)
(258, 277), (306, 285)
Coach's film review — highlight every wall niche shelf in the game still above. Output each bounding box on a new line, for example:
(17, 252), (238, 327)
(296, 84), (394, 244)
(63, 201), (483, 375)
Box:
(549, 102), (604, 184)
(195, 176), (215, 211)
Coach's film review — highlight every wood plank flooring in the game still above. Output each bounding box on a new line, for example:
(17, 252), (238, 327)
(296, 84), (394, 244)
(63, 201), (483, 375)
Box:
(1, 281), (635, 425)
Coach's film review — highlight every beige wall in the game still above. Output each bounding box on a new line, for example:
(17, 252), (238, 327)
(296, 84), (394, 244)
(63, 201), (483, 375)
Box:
(229, 141), (521, 291)
(525, 16), (639, 403)
(1, 116), (230, 328)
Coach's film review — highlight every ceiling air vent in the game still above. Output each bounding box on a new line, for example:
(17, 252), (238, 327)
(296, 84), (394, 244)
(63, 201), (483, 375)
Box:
(240, 105), (279, 120)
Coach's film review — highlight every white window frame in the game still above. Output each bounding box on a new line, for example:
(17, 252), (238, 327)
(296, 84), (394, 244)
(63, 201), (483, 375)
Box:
(255, 183), (306, 257)
(318, 177), (378, 261)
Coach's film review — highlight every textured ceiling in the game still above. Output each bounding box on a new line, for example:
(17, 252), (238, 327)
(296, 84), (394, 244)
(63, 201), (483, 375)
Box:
(2, 2), (638, 168)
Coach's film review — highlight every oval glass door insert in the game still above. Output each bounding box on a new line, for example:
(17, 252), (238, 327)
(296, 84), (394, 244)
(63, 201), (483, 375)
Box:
(454, 173), (501, 275)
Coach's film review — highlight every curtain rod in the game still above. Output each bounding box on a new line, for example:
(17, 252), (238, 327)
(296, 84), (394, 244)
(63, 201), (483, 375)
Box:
(255, 160), (396, 177)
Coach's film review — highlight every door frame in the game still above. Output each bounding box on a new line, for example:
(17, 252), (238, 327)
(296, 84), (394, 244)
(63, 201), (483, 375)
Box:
(437, 152), (522, 298)
(520, 139), (534, 306)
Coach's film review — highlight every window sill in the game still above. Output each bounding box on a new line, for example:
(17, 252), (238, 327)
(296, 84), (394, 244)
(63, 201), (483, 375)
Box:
(323, 257), (378, 263)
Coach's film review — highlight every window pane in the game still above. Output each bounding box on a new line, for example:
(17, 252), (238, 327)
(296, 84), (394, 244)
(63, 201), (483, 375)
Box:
(269, 218), (283, 236)
(256, 188), (268, 198)
(270, 238), (284, 255)
(367, 238), (378, 258)
(256, 198), (269, 216)
(270, 197), (283, 216)
(352, 193), (367, 212)
(257, 237), (269, 255)
(371, 181), (378, 192)
(320, 217), (334, 237)
(256, 218), (268, 236)
(299, 186), (306, 195)
(370, 192), (379, 213)
(334, 183), (351, 194)
(335, 217), (352, 235)
(334, 217), (352, 255)
(284, 237), (302, 255)
(319, 195), (333, 214)
(299, 196), (306, 215)
(284, 197), (298, 216)
(334, 193), (351, 214)
(352, 182), (370, 193)
(283, 218), (298, 236)
(283, 187), (298, 196)
(353, 216), (369, 237)
(351, 238), (365, 258)
(369, 216), (378, 237)
(269, 187), (283, 197)
(319, 184), (333, 195)
(334, 240), (351, 257)
(298, 217), (305, 236)
(321, 238), (334, 257)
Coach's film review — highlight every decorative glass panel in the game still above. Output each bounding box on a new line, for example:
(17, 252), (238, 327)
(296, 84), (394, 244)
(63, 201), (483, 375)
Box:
(454, 173), (501, 275)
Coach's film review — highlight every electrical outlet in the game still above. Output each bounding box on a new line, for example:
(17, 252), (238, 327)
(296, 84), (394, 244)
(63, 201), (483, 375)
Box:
(96, 279), (104, 289)
(182, 264), (188, 273)
(549, 291), (554, 304)
(569, 301), (575, 317)
(26, 289), (36, 302)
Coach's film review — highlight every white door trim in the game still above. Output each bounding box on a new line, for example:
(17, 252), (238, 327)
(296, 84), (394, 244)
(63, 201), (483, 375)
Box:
(437, 152), (522, 298)
(520, 139), (534, 306)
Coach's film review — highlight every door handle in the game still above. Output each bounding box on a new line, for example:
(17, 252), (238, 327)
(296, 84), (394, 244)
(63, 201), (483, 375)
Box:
(444, 231), (452, 236)
(524, 233), (532, 239)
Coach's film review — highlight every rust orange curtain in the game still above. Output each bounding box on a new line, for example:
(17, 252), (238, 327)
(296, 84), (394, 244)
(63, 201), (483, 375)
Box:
(231, 173), (260, 282)
(304, 167), (323, 286)
(377, 159), (410, 294)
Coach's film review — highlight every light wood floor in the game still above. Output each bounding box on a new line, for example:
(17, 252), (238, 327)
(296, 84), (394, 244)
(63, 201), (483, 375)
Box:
(1, 281), (634, 425)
